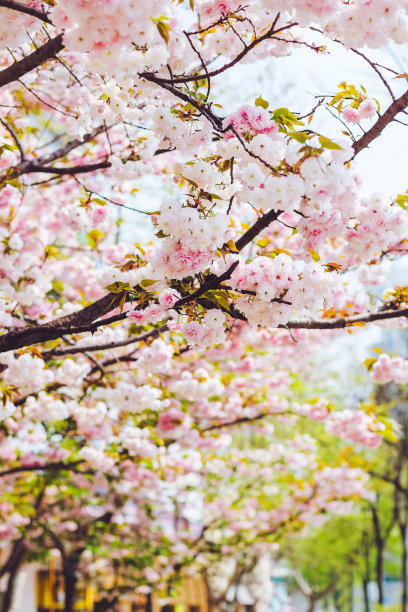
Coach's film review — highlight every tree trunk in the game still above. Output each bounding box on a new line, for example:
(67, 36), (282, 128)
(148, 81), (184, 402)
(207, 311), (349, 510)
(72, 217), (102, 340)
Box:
(1, 567), (18, 612)
(362, 578), (370, 612)
(371, 507), (384, 605)
(306, 596), (315, 612)
(375, 541), (384, 605)
(0, 540), (25, 580)
(400, 521), (408, 612)
(361, 529), (371, 612)
(93, 596), (118, 612)
(63, 565), (78, 612)
(1, 540), (26, 612)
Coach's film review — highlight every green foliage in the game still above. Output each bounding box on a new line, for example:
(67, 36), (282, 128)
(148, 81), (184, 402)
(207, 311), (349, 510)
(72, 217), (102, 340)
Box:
(396, 193), (408, 210)
(271, 107), (304, 131)
(255, 95), (269, 109)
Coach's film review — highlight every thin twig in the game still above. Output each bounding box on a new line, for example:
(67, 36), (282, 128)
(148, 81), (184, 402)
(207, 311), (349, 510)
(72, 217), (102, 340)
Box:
(0, 117), (25, 160)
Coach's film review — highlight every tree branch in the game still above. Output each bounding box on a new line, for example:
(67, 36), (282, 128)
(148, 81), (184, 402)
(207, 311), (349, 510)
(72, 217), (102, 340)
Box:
(26, 161), (111, 176)
(0, 292), (123, 353)
(42, 325), (168, 358)
(0, 461), (87, 478)
(0, 116), (25, 160)
(1, 124), (113, 183)
(140, 73), (223, 132)
(284, 307), (408, 329)
(235, 209), (281, 251)
(39, 125), (111, 165)
(0, 0), (52, 25)
(140, 21), (296, 85)
(352, 88), (408, 156)
(203, 412), (275, 432)
(0, 34), (63, 89)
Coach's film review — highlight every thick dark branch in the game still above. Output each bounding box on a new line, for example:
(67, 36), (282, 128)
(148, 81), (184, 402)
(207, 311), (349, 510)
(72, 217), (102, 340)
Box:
(174, 261), (240, 309)
(0, 539), (25, 578)
(0, 34), (63, 88)
(285, 307), (408, 329)
(0, 292), (122, 353)
(352, 88), (408, 156)
(235, 209), (281, 251)
(1, 125), (112, 183)
(27, 161), (111, 175)
(0, 461), (86, 478)
(140, 73), (223, 131)
(39, 125), (110, 165)
(0, 0), (52, 24)
(1, 293), (407, 356)
(195, 302), (408, 330)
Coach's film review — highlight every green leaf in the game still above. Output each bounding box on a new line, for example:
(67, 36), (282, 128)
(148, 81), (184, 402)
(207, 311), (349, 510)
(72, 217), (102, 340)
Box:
(218, 159), (232, 172)
(52, 280), (64, 294)
(140, 279), (157, 288)
(290, 131), (309, 144)
(86, 229), (105, 249)
(106, 282), (130, 294)
(5, 179), (21, 191)
(363, 357), (376, 371)
(255, 95), (269, 109)
(227, 239), (239, 253)
(396, 194), (408, 210)
(257, 238), (269, 248)
(318, 136), (342, 150)
(118, 293), (127, 313)
(153, 18), (171, 44)
(134, 243), (145, 256)
(308, 248), (320, 262)
(181, 175), (198, 189)
(271, 107), (304, 131)
(377, 416), (397, 442)
(91, 197), (107, 206)
(202, 290), (232, 313)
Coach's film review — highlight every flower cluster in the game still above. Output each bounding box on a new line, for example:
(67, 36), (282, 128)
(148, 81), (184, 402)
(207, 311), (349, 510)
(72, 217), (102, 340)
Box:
(345, 194), (407, 263)
(371, 353), (408, 385)
(326, 410), (385, 447)
(342, 98), (377, 124)
(51, 0), (170, 75)
(223, 105), (279, 139)
(181, 310), (227, 349)
(230, 255), (340, 327)
(151, 199), (231, 279)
